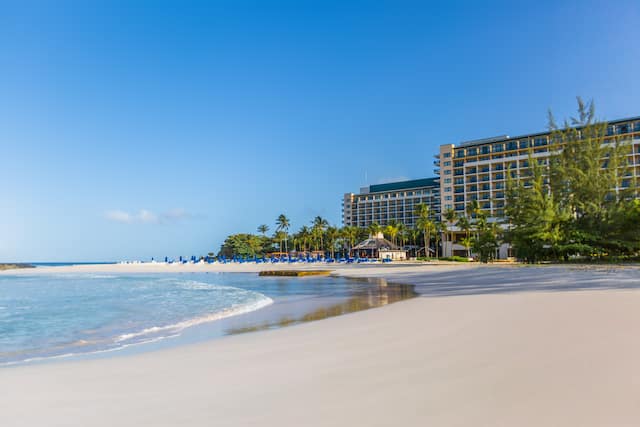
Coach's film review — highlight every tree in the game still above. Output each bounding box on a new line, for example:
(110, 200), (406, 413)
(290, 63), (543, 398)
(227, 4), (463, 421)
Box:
(257, 224), (269, 236)
(367, 222), (382, 237)
(434, 221), (445, 259)
(219, 234), (266, 258)
(341, 226), (360, 256)
(506, 97), (636, 261)
(505, 150), (568, 262)
(443, 207), (457, 256)
(276, 214), (290, 254)
(325, 226), (340, 258)
(472, 219), (500, 263)
(273, 230), (287, 253)
(311, 216), (328, 251)
(384, 222), (400, 246)
(456, 215), (472, 257)
(460, 236), (472, 258)
(297, 225), (312, 252)
(415, 203), (434, 257)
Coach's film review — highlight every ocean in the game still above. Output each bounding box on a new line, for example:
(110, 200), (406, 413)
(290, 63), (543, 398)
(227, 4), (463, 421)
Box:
(0, 272), (414, 366)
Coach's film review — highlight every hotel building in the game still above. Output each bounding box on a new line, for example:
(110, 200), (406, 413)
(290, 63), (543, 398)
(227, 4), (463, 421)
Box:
(342, 178), (440, 229)
(437, 116), (640, 218)
(343, 115), (640, 258)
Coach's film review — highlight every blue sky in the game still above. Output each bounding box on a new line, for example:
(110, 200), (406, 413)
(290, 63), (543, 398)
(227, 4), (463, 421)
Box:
(1, 0), (639, 261)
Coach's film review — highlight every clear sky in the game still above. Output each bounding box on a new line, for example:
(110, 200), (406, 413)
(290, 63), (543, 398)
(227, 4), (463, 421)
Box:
(1, 0), (639, 261)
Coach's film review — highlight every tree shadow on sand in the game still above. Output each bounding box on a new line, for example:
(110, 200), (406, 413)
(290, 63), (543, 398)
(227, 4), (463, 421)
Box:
(353, 265), (640, 297)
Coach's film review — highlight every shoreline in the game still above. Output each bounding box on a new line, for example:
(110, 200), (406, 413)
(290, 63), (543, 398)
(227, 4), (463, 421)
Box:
(0, 269), (417, 367)
(2, 263), (640, 426)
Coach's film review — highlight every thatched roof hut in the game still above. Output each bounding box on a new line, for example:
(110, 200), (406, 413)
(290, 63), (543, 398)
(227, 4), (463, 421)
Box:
(352, 233), (407, 260)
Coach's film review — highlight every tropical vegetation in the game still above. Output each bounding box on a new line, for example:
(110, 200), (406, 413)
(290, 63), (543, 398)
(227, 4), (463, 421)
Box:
(217, 98), (640, 263)
(505, 98), (640, 262)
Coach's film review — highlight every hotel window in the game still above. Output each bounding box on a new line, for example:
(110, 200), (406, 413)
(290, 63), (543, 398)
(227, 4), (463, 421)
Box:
(445, 187), (451, 192)
(481, 145), (490, 154)
(467, 148), (477, 156)
(534, 137), (548, 147)
(444, 170), (451, 175)
(455, 150), (465, 158)
(492, 143), (504, 152)
(506, 141), (518, 151)
(635, 122), (640, 132)
(519, 140), (529, 149)
(618, 124), (629, 134)
(443, 161), (451, 166)
(444, 178), (451, 183)
(445, 195), (452, 201)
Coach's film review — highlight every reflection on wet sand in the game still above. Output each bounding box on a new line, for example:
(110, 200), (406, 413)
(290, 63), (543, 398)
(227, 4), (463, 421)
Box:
(227, 278), (416, 335)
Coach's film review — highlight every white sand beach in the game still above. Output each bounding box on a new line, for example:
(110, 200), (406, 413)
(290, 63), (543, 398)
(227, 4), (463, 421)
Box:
(2, 263), (640, 426)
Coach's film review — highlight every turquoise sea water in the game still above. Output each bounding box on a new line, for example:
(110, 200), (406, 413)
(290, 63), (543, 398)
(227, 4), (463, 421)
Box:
(0, 273), (401, 366)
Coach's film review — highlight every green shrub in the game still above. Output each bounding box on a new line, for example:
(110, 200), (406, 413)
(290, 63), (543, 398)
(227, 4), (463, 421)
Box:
(440, 256), (471, 262)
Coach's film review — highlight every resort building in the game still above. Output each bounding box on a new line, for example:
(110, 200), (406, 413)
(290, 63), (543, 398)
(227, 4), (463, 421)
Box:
(437, 116), (640, 218)
(342, 178), (440, 229)
(342, 115), (640, 259)
(437, 115), (640, 257)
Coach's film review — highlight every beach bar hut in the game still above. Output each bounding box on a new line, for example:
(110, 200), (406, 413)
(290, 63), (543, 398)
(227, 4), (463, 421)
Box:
(352, 232), (407, 261)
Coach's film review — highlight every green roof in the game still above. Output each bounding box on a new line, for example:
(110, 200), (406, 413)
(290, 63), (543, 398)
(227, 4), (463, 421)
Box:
(369, 177), (438, 193)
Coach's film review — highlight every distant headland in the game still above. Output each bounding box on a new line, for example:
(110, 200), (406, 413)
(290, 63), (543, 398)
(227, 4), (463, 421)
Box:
(0, 263), (35, 271)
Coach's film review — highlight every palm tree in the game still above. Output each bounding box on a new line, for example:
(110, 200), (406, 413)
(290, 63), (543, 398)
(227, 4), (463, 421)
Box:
(384, 223), (400, 246)
(444, 208), (457, 257)
(298, 225), (311, 252)
(466, 200), (481, 241)
(456, 215), (472, 257)
(415, 203), (434, 257)
(341, 226), (360, 256)
(273, 230), (287, 253)
(466, 200), (480, 219)
(257, 224), (269, 237)
(367, 222), (382, 237)
(436, 220), (446, 258)
(325, 226), (340, 258)
(276, 214), (290, 254)
(408, 227), (421, 257)
(311, 216), (328, 251)
(396, 222), (407, 247)
(460, 236), (472, 258)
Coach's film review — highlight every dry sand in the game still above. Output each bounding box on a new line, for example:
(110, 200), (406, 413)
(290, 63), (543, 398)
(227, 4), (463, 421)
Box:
(2, 262), (640, 426)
